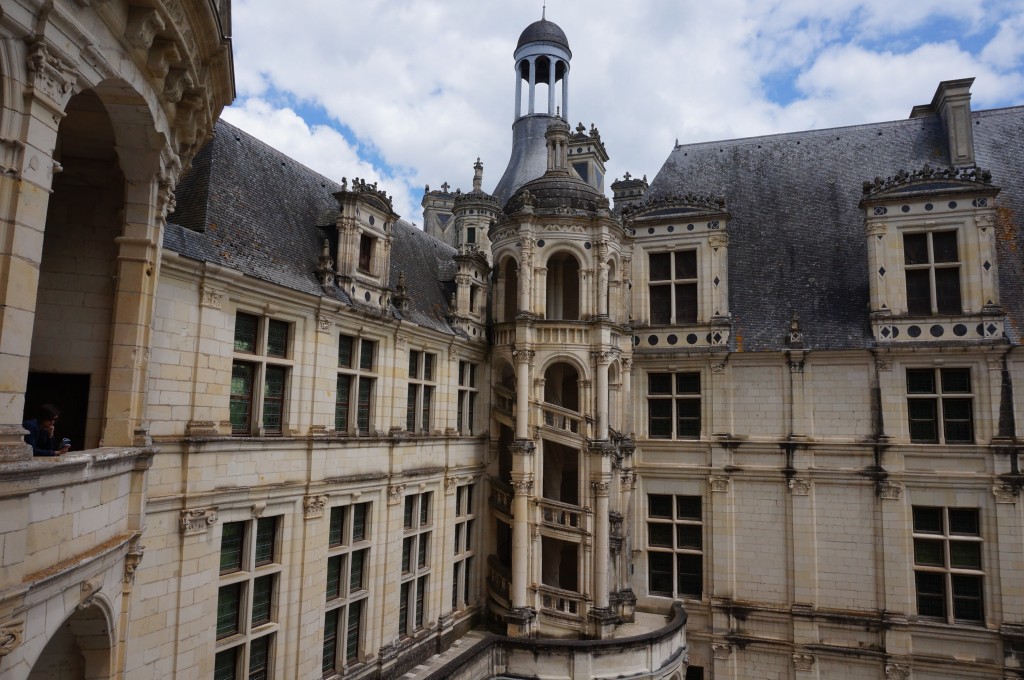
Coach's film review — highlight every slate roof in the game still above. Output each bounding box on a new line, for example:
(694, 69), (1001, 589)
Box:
(643, 105), (1024, 352)
(165, 119), (461, 336)
(517, 19), (570, 52)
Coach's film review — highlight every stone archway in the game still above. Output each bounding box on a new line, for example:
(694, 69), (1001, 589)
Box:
(28, 604), (112, 680)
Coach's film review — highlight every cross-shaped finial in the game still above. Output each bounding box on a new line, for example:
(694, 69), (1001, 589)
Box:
(623, 171), (631, 180)
(440, 181), (450, 193)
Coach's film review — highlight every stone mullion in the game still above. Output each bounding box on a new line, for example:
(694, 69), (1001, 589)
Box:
(975, 212), (998, 308)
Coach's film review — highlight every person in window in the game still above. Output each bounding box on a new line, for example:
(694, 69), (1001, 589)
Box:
(23, 404), (70, 456)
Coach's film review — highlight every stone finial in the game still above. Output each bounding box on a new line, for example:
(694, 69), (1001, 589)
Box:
(788, 312), (804, 347)
(472, 158), (483, 192)
(393, 272), (410, 311)
(576, 122), (586, 133)
(441, 181), (450, 193)
(316, 239), (335, 286)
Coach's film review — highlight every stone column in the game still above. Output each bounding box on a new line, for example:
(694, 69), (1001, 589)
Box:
(547, 58), (556, 116)
(561, 67), (569, 121)
(0, 40), (75, 459)
(594, 353), (611, 440)
(596, 242), (609, 318)
(528, 58), (536, 115)
(592, 479), (610, 607)
(514, 61), (522, 120)
(508, 439), (536, 637)
(513, 349), (533, 440)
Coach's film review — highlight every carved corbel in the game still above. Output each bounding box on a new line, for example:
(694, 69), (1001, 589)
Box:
(126, 6), (166, 51)
(180, 506), (218, 535)
(0, 620), (24, 658)
(25, 38), (77, 111)
(123, 537), (145, 586)
(387, 484), (406, 505)
(78, 577), (103, 610)
(164, 69), (193, 103)
(303, 495), (326, 519)
(147, 39), (181, 79)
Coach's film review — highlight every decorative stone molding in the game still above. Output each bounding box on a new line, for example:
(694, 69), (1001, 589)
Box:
(885, 664), (911, 680)
(387, 485), (406, 505)
(180, 506), (218, 535)
(620, 470), (637, 491)
(78, 577), (104, 610)
(708, 233), (730, 248)
(788, 478), (811, 496)
(590, 481), (610, 496)
(317, 316), (331, 332)
(512, 348), (535, 365)
(0, 620), (24, 658)
(620, 357), (633, 371)
(185, 420), (218, 436)
(712, 642), (732, 659)
(304, 496), (326, 519)
(531, 524), (541, 538)
(867, 221), (888, 236)
(863, 164), (992, 196)
(445, 477), (459, 495)
(993, 485), (1019, 504)
(793, 653), (815, 671)
(448, 346), (459, 361)
(201, 286), (223, 309)
(126, 6), (166, 50)
(395, 335), (408, 349)
(26, 38), (77, 110)
(709, 476), (731, 493)
(251, 503), (266, 518)
(712, 363), (727, 374)
(789, 360), (805, 374)
(147, 39), (181, 79)
(876, 359), (893, 372)
(878, 481), (903, 500)
(511, 479), (534, 496)
(164, 68), (193, 103)
(987, 356), (1004, 371)
(123, 535), (145, 586)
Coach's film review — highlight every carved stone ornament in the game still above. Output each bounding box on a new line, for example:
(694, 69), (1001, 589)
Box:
(708, 233), (730, 248)
(200, 286), (223, 309)
(78, 577), (104, 610)
(788, 478), (811, 496)
(251, 503), (266, 518)
(793, 653), (815, 671)
(712, 642), (732, 659)
(445, 477), (458, 495)
(387, 484), (406, 505)
(395, 335), (408, 350)
(180, 506), (218, 536)
(876, 359), (893, 372)
(125, 6), (166, 50)
(993, 485), (1019, 504)
(590, 481), (610, 496)
(304, 495), (326, 519)
(709, 476), (731, 493)
(318, 316), (331, 332)
(620, 357), (633, 371)
(620, 470), (637, 491)
(789, 360), (805, 374)
(0, 620), (24, 658)
(510, 479), (534, 496)
(867, 221), (888, 236)
(123, 536), (145, 586)
(712, 363), (727, 374)
(513, 348), (535, 365)
(448, 346), (459, 361)
(26, 39), (77, 110)
(885, 664), (911, 680)
(878, 481), (903, 500)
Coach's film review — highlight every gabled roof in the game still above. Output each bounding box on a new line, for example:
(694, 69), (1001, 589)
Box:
(166, 119), (463, 336)
(645, 105), (1024, 351)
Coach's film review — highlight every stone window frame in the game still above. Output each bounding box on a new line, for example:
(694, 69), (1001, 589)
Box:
(215, 515), (283, 680)
(322, 501), (372, 675)
(912, 505), (984, 624)
(902, 228), (963, 316)
(646, 370), (702, 440)
(399, 492), (433, 638)
(905, 366), (974, 444)
(336, 334), (378, 436)
(406, 349), (437, 434)
(646, 494), (704, 600)
(647, 248), (698, 325)
(231, 311), (295, 436)
(457, 361), (479, 435)
(451, 483), (477, 612)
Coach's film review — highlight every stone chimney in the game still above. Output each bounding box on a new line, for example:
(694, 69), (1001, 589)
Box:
(910, 78), (976, 168)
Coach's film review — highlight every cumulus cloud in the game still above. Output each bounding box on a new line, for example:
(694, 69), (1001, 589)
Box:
(223, 0), (1024, 225)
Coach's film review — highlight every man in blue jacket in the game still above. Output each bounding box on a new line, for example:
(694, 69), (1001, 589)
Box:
(23, 404), (70, 456)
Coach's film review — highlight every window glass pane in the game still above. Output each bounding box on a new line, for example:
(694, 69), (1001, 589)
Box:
(345, 600), (362, 664)
(404, 496), (414, 529)
(424, 354), (434, 381)
(230, 362), (255, 434)
(466, 519), (474, 551)
(915, 571), (946, 618)
(913, 538), (944, 566)
(399, 582), (409, 636)
(913, 507), (943, 533)
(675, 283), (698, 324)
(904, 233), (929, 265)
(255, 517), (277, 566)
(676, 373), (700, 394)
(677, 553), (703, 597)
(676, 496), (702, 521)
(676, 399), (701, 439)
(234, 313), (258, 353)
(408, 350), (420, 377)
(335, 375), (351, 431)
(941, 369), (971, 394)
(952, 574), (983, 621)
(648, 552), (673, 596)
(469, 364), (476, 387)
(352, 503), (368, 542)
(649, 399), (672, 438)
(417, 534), (428, 568)
(934, 267), (962, 314)
(948, 508), (980, 535)
(322, 612), (337, 674)
(675, 250), (698, 279)
(402, 537), (413, 573)
(251, 575), (273, 626)
(950, 541), (981, 569)
(648, 495), (672, 518)
(932, 231), (959, 263)
(220, 522), (244, 574)
(338, 335), (353, 368)
(454, 524), (463, 553)
(420, 494), (431, 526)
(359, 235), (373, 271)
(452, 563), (461, 609)
(677, 524), (702, 550)
(649, 285), (671, 324)
(326, 555), (342, 600)
(649, 373), (673, 394)
(266, 319), (289, 358)
(421, 386), (433, 432)
(905, 270), (931, 315)
(406, 389), (417, 432)
(216, 583), (242, 638)
(262, 366), (286, 434)
(359, 340), (375, 370)
(649, 253), (671, 281)
(356, 378), (373, 435)
(215, 647), (238, 680)
(648, 523), (672, 547)
(329, 506), (346, 547)
(907, 369), (935, 394)
(415, 576), (427, 628)
(248, 635), (270, 680)
(943, 399), (974, 442)
(350, 549), (366, 592)
(908, 402), (938, 442)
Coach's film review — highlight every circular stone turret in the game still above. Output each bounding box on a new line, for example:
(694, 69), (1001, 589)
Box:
(516, 19), (570, 52)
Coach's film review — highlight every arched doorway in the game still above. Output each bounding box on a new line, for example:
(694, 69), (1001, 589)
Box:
(543, 361), (579, 412)
(545, 252), (580, 320)
(28, 604), (112, 680)
(500, 257), (519, 321)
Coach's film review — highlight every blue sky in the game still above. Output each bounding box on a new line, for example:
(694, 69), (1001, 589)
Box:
(222, 0), (1024, 222)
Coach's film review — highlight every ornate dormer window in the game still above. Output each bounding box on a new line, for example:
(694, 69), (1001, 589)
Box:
(861, 165), (1002, 344)
(333, 177), (398, 309)
(623, 193), (730, 350)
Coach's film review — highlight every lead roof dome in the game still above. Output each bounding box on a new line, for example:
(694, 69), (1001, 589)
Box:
(516, 19), (570, 51)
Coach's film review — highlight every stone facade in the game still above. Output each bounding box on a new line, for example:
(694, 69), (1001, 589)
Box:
(2, 9), (1024, 680)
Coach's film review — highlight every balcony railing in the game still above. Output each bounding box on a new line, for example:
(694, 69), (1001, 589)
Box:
(541, 403), (587, 437)
(490, 479), (513, 518)
(538, 497), (586, 531)
(535, 322), (588, 345)
(487, 555), (512, 607)
(536, 584), (587, 617)
(493, 386), (515, 416)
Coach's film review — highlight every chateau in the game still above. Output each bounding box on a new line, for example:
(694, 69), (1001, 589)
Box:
(1, 3), (1023, 680)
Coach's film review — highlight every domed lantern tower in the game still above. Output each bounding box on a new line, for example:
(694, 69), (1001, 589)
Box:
(492, 16), (573, 204)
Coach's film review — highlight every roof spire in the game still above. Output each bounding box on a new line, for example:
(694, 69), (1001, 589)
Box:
(542, 1), (546, 19)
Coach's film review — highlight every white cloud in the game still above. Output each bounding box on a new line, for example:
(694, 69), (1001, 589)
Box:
(222, 0), (1024, 225)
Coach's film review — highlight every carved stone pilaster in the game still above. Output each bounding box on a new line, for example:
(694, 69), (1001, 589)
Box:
(509, 440), (535, 456)
(180, 506), (218, 535)
(78, 577), (103, 610)
(993, 485), (1019, 504)
(878, 481), (903, 500)
(200, 285), (223, 308)
(788, 478), (811, 496)
(712, 642), (732, 659)
(709, 476), (730, 493)
(387, 485), (406, 505)
(708, 233), (730, 248)
(445, 477), (458, 495)
(304, 495), (326, 519)
(793, 653), (815, 671)
(0, 620), (24, 658)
